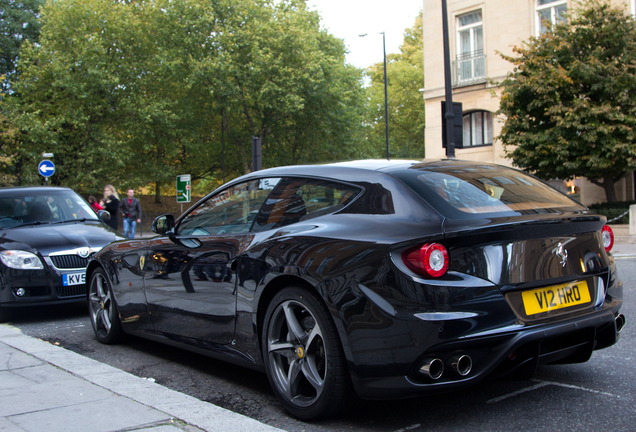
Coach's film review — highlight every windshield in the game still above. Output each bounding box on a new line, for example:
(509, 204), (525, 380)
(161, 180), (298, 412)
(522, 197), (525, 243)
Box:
(0, 189), (98, 228)
(393, 162), (585, 219)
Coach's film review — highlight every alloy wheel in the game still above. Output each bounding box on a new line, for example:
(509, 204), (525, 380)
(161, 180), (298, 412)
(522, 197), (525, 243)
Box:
(267, 299), (327, 407)
(88, 271), (115, 339)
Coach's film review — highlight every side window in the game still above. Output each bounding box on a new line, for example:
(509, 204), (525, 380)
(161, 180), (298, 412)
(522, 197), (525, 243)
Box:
(252, 178), (361, 232)
(178, 178), (280, 236)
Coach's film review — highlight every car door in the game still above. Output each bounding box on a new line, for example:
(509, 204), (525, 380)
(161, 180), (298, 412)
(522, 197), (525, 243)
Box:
(144, 178), (280, 345)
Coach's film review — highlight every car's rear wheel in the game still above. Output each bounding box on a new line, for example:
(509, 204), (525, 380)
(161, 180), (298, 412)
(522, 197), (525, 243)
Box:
(87, 267), (123, 344)
(262, 286), (353, 420)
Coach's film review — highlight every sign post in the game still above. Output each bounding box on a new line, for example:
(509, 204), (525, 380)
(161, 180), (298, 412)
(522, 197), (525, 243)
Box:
(176, 174), (191, 214)
(38, 160), (56, 185)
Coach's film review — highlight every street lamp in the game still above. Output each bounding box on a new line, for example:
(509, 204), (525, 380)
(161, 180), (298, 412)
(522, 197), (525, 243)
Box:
(441, 0), (456, 158)
(360, 32), (390, 161)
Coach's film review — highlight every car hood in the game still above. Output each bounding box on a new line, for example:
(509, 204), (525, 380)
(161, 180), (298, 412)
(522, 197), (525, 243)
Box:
(0, 221), (125, 256)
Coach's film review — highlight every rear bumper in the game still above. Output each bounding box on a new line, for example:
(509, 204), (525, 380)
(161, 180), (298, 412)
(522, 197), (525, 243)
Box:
(351, 306), (622, 399)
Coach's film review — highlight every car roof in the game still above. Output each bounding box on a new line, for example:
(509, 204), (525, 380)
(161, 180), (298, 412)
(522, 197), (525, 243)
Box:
(235, 159), (506, 183)
(0, 186), (73, 194)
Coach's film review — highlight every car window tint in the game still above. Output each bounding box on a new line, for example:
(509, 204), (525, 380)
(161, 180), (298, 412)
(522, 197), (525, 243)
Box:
(0, 190), (97, 227)
(393, 164), (584, 219)
(178, 178), (280, 236)
(253, 178), (361, 232)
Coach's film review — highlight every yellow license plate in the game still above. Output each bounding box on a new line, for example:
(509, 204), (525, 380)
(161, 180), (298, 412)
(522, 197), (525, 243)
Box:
(521, 280), (591, 316)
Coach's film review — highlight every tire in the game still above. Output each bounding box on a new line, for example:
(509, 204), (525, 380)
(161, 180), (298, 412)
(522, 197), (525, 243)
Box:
(261, 286), (354, 420)
(87, 267), (123, 344)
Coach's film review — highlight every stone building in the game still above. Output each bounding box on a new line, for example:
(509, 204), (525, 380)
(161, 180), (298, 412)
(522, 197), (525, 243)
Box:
(422, 0), (635, 205)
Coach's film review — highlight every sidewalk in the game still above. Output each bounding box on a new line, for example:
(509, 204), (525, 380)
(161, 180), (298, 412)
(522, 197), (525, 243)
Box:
(0, 325), (282, 432)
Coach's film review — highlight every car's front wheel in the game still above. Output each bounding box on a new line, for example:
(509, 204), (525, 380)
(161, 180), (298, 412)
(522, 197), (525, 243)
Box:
(87, 267), (123, 344)
(262, 286), (354, 420)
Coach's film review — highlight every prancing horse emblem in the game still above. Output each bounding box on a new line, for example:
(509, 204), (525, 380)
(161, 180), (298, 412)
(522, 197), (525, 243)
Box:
(555, 242), (568, 267)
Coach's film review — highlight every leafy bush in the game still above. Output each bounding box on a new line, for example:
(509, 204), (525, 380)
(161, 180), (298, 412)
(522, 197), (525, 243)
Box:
(588, 201), (635, 224)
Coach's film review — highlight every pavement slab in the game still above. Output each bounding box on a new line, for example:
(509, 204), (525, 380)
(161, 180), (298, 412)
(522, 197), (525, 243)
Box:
(0, 324), (283, 432)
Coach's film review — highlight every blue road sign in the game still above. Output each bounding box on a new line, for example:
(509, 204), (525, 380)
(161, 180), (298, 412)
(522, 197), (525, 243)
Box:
(38, 160), (55, 177)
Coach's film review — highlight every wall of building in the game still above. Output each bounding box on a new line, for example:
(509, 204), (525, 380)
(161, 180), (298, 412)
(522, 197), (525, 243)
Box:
(423, 0), (635, 204)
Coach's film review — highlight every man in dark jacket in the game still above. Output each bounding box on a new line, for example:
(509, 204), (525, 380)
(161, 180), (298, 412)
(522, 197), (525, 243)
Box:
(119, 189), (142, 239)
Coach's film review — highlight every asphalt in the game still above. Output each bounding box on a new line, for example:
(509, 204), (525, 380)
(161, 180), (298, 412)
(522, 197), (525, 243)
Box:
(2, 227), (635, 432)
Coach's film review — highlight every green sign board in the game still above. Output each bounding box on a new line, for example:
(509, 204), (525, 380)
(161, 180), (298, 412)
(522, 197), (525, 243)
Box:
(176, 174), (191, 203)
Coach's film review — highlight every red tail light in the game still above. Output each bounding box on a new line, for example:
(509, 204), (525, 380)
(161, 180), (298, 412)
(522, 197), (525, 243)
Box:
(402, 243), (449, 278)
(602, 225), (614, 252)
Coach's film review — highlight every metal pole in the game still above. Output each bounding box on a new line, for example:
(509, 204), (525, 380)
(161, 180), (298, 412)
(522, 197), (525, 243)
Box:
(441, 0), (456, 159)
(382, 32), (389, 161)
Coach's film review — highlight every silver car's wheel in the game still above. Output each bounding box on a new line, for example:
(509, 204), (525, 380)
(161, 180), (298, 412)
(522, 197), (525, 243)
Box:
(262, 286), (353, 420)
(87, 267), (123, 344)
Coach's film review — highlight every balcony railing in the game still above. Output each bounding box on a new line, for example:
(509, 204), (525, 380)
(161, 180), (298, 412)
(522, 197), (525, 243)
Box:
(452, 51), (486, 86)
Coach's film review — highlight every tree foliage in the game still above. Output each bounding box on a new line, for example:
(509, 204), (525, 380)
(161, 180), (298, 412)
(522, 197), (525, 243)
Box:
(498, 0), (636, 202)
(364, 11), (425, 159)
(0, 0), (368, 198)
(0, 0), (43, 91)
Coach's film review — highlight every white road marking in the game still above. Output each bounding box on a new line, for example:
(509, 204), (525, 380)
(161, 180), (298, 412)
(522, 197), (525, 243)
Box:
(393, 424), (422, 432)
(487, 380), (620, 404)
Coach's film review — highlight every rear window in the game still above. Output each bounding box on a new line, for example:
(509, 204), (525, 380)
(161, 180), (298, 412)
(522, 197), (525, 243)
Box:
(393, 163), (584, 218)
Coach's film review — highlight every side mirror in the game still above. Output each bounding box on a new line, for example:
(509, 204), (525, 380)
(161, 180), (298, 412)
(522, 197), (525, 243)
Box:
(152, 214), (175, 235)
(97, 210), (111, 222)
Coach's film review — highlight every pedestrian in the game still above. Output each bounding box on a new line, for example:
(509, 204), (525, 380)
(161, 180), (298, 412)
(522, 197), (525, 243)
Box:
(119, 188), (142, 239)
(102, 185), (120, 231)
(88, 196), (103, 212)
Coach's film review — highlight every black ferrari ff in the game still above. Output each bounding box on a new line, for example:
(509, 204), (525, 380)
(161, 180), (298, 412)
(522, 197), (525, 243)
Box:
(86, 159), (625, 420)
(0, 186), (124, 322)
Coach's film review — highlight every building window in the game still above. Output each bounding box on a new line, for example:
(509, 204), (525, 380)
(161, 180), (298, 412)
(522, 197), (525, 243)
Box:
(454, 10), (486, 85)
(536, 0), (567, 35)
(462, 111), (493, 147)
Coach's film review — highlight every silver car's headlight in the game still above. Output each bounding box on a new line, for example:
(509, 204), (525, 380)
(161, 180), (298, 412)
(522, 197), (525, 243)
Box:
(0, 250), (44, 270)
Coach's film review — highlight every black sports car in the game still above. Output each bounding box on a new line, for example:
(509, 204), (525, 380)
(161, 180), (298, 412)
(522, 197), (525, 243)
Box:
(86, 159), (625, 420)
(0, 186), (124, 322)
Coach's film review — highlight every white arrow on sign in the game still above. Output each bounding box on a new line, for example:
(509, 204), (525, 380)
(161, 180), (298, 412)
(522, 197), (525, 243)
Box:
(40, 165), (54, 173)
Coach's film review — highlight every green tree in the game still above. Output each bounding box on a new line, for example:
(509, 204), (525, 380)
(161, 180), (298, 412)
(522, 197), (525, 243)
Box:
(364, 11), (425, 159)
(498, 0), (636, 202)
(0, 0), (43, 91)
(2, 0), (368, 197)
(212, 0), (368, 172)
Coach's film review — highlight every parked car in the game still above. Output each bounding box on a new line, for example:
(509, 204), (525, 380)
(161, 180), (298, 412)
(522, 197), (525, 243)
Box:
(86, 159), (625, 420)
(0, 186), (125, 322)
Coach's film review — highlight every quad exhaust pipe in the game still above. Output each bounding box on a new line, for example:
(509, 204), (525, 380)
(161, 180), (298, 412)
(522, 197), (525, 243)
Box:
(616, 313), (626, 333)
(420, 354), (473, 380)
(448, 354), (472, 376)
(419, 358), (444, 380)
